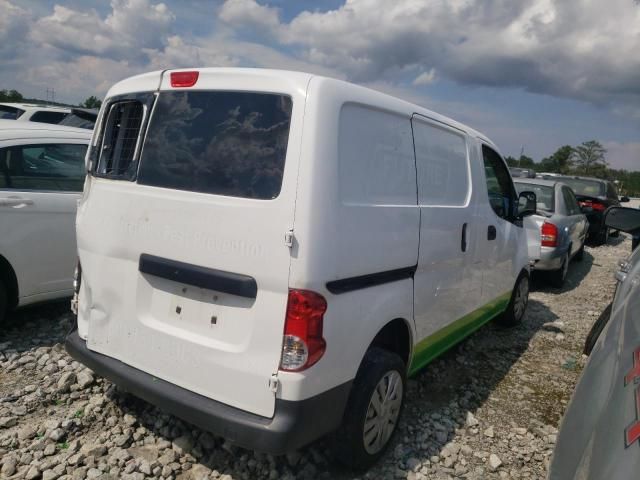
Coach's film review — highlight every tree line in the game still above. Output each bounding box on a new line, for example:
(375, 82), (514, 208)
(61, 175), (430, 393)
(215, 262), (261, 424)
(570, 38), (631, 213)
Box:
(505, 140), (640, 196)
(0, 89), (101, 109)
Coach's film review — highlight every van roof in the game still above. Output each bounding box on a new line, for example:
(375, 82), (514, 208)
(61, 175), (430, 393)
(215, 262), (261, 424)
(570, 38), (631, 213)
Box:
(0, 119), (92, 141)
(107, 68), (497, 149)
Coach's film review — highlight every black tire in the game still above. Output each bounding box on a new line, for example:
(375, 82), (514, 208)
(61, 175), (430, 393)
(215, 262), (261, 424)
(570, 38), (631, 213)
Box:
(496, 273), (529, 327)
(575, 242), (585, 261)
(597, 227), (609, 246)
(0, 278), (6, 324)
(584, 303), (612, 355)
(549, 253), (569, 288)
(332, 347), (406, 470)
(609, 229), (620, 238)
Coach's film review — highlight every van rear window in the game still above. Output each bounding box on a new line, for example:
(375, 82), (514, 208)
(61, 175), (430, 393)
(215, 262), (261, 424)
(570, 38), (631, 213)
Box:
(137, 91), (293, 200)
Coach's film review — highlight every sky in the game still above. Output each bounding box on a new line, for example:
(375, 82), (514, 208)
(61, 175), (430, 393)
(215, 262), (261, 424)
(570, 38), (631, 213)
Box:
(1, 0), (639, 170)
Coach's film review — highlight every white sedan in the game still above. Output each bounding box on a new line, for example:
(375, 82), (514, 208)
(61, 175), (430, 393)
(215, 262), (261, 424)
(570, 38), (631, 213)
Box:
(0, 120), (91, 321)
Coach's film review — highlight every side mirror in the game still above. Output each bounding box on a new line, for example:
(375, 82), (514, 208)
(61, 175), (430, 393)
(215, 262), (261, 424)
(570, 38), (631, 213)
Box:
(605, 207), (640, 250)
(620, 196), (630, 203)
(517, 191), (537, 218)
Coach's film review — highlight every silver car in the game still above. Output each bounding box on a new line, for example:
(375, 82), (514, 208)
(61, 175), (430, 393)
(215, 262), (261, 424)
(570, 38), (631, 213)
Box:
(515, 178), (589, 287)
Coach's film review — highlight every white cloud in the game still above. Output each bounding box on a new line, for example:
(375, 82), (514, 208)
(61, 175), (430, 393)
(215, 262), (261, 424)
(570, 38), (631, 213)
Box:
(219, 0), (640, 109)
(412, 69), (436, 86)
(31, 0), (175, 59)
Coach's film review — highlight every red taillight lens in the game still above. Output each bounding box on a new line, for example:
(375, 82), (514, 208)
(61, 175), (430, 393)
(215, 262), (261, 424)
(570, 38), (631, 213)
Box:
(541, 221), (558, 247)
(280, 289), (327, 372)
(579, 200), (606, 212)
(170, 71), (199, 88)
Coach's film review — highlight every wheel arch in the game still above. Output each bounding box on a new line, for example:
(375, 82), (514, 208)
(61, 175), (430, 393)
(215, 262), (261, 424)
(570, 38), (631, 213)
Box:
(366, 317), (414, 370)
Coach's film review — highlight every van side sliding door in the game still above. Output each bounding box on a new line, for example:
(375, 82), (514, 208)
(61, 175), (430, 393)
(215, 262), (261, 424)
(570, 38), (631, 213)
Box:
(410, 115), (483, 362)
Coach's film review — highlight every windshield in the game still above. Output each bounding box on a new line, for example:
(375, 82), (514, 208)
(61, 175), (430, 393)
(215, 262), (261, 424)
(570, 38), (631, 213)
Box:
(0, 105), (25, 120)
(59, 113), (95, 129)
(515, 182), (555, 212)
(557, 178), (604, 197)
(137, 90), (293, 200)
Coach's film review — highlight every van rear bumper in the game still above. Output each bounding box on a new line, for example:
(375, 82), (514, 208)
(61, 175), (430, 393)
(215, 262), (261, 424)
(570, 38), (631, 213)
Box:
(65, 331), (351, 455)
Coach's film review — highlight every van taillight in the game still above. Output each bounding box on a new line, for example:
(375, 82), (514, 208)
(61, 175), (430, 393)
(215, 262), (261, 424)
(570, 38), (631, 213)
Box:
(541, 222), (558, 247)
(170, 71), (199, 88)
(279, 289), (327, 372)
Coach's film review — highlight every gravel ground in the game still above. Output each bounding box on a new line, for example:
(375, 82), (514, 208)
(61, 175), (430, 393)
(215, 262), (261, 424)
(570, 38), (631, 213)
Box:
(0, 233), (632, 480)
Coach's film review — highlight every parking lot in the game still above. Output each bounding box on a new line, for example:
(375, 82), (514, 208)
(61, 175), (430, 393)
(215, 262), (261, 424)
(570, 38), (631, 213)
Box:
(0, 216), (635, 480)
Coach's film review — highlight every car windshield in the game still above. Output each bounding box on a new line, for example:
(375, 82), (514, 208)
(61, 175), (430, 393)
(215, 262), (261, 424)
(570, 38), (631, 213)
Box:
(558, 178), (604, 197)
(0, 105), (25, 120)
(515, 182), (555, 212)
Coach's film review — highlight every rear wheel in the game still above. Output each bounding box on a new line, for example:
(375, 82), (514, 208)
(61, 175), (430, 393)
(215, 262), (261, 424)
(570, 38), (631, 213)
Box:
(496, 273), (529, 327)
(549, 253), (569, 288)
(0, 278), (7, 324)
(597, 227), (609, 246)
(333, 347), (406, 470)
(575, 242), (585, 261)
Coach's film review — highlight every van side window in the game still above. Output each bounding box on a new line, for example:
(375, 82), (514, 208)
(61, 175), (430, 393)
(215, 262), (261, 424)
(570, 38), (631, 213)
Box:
(94, 100), (145, 180)
(339, 104), (415, 206)
(412, 118), (469, 206)
(0, 144), (86, 191)
(482, 145), (516, 221)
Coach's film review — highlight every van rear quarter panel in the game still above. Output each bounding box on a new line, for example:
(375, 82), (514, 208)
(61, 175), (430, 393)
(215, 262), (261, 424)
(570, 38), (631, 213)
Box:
(282, 78), (419, 400)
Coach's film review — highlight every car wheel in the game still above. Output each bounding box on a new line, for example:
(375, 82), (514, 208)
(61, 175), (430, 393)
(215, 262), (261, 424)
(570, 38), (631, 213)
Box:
(549, 253), (569, 288)
(609, 229), (620, 238)
(575, 242), (585, 261)
(0, 278), (6, 324)
(496, 273), (529, 327)
(597, 227), (609, 246)
(333, 347), (406, 470)
(584, 302), (612, 355)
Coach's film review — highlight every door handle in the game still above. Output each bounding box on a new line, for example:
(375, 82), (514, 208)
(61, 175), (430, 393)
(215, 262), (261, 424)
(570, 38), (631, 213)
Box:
(461, 223), (468, 252)
(0, 197), (34, 208)
(487, 225), (497, 241)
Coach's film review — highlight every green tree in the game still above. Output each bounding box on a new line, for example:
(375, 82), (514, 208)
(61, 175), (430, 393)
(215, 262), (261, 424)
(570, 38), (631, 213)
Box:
(539, 145), (574, 174)
(571, 140), (607, 175)
(80, 96), (102, 109)
(0, 89), (24, 102)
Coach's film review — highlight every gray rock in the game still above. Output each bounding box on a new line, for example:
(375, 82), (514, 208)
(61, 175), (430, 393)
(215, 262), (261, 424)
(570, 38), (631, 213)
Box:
(25, 466), (42, 480)
(466, 411), (479, 427)
(76, 371), (95, 389)
(489, 453), (502, 471)
(0, 416), (17, 428)
(127, 445), (159, 463)
(42, 470), (60, 480)
(1, 457), (18, 476)
(57, 372), (76, 392)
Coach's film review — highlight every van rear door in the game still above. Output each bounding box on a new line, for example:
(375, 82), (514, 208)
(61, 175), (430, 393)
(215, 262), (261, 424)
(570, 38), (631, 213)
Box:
(78, 70), (308, 418)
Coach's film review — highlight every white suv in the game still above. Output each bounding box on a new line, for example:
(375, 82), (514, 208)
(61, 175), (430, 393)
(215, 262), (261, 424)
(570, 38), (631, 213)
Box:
(66, 68), (533, 468)
(0, 103), (71, 124)
(0, 120), (91, 321)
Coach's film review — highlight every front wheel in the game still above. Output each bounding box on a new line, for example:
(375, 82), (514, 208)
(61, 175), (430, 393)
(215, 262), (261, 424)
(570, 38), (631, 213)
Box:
(496, 273), (529, 327)
(332, 347), (406, 470)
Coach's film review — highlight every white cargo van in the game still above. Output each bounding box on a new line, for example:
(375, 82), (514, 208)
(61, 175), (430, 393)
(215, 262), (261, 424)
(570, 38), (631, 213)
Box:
(66, 68), (535, 468)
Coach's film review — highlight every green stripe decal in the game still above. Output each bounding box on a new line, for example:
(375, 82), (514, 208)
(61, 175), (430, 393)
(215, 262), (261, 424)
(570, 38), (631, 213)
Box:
(408, 291), (512, 377)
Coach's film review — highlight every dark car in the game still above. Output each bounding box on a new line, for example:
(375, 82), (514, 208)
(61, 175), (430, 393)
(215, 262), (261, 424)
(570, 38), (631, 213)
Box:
(544, 176), (630, 244)
(548, 207), (640, 480)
